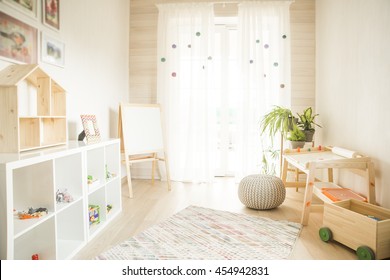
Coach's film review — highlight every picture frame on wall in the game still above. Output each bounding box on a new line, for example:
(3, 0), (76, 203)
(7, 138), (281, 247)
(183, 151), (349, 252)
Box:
(3, 0), (38, 19)
(41, 33), (65, 67)
(0, 11), (38, 64)
(80, 115), (101, 144)
(43, 0), (60, 30)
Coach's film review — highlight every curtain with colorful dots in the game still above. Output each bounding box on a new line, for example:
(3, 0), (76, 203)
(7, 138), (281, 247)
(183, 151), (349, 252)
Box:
(156, 3), (216, 183)
(235, 1), (292, 180)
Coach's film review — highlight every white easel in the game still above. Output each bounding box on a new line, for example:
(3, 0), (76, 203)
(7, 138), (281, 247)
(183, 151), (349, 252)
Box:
(118, 103), (171, 198)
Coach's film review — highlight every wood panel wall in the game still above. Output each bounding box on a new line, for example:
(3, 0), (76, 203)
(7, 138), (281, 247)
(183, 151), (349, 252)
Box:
(129, 0), (315, 113)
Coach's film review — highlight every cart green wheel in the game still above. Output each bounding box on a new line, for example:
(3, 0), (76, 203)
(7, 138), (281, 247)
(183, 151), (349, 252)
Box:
(356, 246), (375, 260)
(319, 227), (333, 242)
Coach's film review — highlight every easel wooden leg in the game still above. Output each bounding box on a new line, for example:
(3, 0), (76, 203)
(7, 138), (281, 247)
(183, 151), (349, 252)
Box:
(125, 157), (133, 198)
(164, 152), (171, 191)
(151, 153), (156, 185)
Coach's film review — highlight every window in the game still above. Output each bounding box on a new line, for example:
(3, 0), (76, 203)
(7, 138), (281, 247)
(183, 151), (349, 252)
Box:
(214, 17), (238, 176)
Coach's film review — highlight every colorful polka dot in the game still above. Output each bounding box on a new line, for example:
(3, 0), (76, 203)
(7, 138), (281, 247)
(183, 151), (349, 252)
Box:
(188, 44), (191, 48)
(249, 60), (253, 64)
(196, 32), (201, 36)
(172, 44), (177, 49)
(161, 58), (166, 62)
(264, 44), (269, 49)
(273, 62), (279, 67)
(172, 72), (176, 77)
(280, 84), (285, 88)
(282, 35), (287, 39)
(256, 39), (260, 43)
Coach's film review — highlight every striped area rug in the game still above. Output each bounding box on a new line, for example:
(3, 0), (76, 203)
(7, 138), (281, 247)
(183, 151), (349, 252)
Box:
(96, 206), (301, 260)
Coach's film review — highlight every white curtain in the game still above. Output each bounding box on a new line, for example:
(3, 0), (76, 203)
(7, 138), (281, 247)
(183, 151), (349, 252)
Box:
(235, 1), (292, 181)
(156, 3), (216, 183)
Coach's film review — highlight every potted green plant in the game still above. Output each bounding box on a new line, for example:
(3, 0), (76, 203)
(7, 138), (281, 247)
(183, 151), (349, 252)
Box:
(260, 106), (297, 175)
(287, 126), (306, 149)
(296, 107), (321, 142)
(260, 106), (296, 142)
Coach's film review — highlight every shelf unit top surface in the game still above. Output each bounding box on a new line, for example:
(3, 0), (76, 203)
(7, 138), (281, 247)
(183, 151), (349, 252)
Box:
(0, 139), (120, 167)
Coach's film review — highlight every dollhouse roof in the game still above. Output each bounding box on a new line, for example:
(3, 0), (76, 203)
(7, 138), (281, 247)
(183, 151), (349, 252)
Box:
(0, 64), (65, 92)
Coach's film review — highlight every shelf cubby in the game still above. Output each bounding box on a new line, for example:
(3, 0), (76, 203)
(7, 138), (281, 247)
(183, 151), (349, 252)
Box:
(105, 143), (120, 183)
(54, 153), (83, 212)
(106, 179), (121, 219)
(42, 117), (67, 146)
(14, 217), (56, 260)
(13, 160), (54, 214)
(19, 117), (40, 150)
(56, 200), (86, 259)
(87, 147), (105, 190)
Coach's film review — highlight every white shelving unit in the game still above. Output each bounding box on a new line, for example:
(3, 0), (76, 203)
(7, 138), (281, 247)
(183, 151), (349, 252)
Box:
(0, 139), (121, 260)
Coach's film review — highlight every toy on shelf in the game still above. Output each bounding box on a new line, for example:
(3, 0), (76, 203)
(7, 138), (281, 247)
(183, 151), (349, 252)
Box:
(56, 189), (74, 203)
(105, 165), (116, 179)
(87, 175), (100, 188)
(17, 207), (48, 220)
(88, 205), (100, 226)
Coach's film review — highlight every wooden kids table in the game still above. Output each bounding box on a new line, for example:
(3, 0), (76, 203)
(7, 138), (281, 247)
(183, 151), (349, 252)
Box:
(281, 146), (376, 225)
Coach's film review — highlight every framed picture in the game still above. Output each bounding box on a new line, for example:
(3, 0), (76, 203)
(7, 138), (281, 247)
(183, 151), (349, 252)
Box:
(0, 11), (38, 64)
(41, 33), (64, 67)
(80, 115), (101, 144)
(43, 0), (60, 30)
(3, 0), (38, 18)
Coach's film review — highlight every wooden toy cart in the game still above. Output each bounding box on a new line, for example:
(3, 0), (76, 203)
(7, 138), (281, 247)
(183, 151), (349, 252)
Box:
(319, 199), (390, 260)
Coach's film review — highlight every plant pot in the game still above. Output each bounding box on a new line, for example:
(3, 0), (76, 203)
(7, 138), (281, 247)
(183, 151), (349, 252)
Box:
(304, 130), (315, 142)
(288, 141), (305, 149)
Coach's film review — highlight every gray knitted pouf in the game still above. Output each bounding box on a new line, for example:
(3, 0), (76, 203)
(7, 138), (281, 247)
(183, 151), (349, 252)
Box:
(238, 174), (286, 210)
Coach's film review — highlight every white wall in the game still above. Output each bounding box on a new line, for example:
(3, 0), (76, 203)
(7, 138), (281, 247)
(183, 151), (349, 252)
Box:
(316, 0), (390, 207)
(0, 0), (129, 140)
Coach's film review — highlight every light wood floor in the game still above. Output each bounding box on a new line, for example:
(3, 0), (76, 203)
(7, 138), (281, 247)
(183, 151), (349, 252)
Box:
(73, 177), (357, 260)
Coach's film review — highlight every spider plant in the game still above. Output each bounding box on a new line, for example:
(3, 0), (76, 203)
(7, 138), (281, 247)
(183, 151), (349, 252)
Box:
(260, 106), (295, 142)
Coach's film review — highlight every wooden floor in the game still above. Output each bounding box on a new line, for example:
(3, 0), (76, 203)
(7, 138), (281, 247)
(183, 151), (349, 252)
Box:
(73, 177), (357, 260)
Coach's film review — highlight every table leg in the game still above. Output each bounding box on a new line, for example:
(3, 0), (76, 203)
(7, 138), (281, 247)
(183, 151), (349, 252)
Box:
(301, 162), (316, 225)
(281, 157), (288, 185)
(328, 168), (333, 183)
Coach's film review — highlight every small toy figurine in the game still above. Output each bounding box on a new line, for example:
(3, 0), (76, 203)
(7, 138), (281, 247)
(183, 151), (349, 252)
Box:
(56, 189), (64, 203)
(18, 207), (48, 219)
(105, 165), (116, 179)
(32, 254), (39, 260)
(56, 189), (74, 203)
